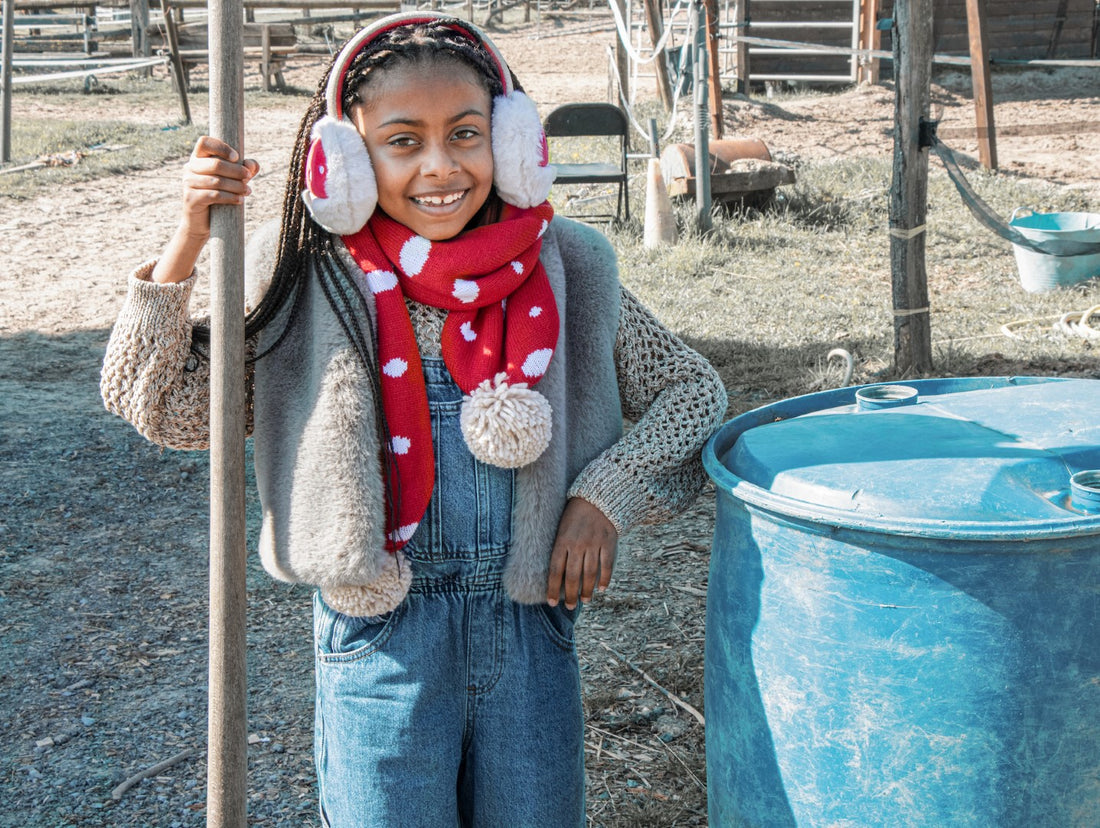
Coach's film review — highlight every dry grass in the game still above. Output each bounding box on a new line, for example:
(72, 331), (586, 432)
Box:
(602, 154), (1100, 418)
(0, 116), (201, 200)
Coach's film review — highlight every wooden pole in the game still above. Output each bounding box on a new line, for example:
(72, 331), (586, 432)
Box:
(611, 0), (630, 105)
(704, 0), (723, 139)
(858, 0), (881, 84)
(889, 0), (934, 376)
(2, 0), (13, 163)
(130, 0), (150, 67)
(160, 0), (192, 123)
(206, 0), (247, 822)
(964, 0), (997, 169)
(732, 0), (748, 94)
(261, 24), (271, 92)
(642, 0), (673, 112)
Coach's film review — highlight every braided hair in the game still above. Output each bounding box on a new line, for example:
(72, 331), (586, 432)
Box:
(192, 18), (511, 543)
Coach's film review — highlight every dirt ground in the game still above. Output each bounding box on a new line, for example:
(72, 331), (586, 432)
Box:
(1, 14), (1097, 827)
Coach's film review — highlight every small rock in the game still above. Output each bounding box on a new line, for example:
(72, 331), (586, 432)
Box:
(656, 713), (689, 743)
(82, 716), (96, 727)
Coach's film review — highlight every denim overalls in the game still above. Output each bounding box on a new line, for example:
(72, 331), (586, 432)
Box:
(313, 357), (584, 827)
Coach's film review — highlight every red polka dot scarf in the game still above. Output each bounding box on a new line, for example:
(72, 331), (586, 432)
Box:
(342, 202), (559, 551)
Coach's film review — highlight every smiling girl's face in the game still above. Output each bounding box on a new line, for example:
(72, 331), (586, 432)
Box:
(349, 58), (495, 241)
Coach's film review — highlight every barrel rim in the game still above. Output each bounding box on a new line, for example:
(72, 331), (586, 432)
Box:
(703, 376), (1100, 540)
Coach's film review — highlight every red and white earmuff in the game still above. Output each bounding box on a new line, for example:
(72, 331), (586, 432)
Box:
(301, 11), (555, 235)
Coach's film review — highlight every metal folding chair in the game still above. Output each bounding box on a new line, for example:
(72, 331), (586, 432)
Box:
(543, 102), (631, 223)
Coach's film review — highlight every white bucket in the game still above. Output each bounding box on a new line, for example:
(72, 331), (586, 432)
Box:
(1009, 209), (1100, 293)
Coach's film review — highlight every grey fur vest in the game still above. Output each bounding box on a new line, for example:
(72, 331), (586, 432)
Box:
(250, 217), (623, 611)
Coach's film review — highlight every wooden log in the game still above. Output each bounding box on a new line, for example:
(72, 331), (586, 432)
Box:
(889, 0), (934, 376)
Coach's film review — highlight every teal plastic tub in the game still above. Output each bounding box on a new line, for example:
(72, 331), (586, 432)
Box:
(1009, 209), (1100, 292)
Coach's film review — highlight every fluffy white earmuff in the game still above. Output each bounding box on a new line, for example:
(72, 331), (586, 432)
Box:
(492, 91), (556, 209)
(299, 11), (555, 236)
(301, 116), (378, 236)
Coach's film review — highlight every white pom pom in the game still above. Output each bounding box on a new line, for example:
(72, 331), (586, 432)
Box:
(460, 372), (552, 468)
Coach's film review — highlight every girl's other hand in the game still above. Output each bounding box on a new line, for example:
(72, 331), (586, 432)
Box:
(547, 498), (618, 610)
(152, 137), (259, 284)
(180, 135), (259, 240)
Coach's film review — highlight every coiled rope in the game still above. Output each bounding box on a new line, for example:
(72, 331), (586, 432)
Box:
(1001, 306), (1100, 341)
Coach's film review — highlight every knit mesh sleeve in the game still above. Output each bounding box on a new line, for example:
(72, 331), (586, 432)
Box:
(567, 286), (728, 534)
(99, 262), (255, 450)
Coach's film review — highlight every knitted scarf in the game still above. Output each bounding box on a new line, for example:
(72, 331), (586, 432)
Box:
(342, 202), (558, 551)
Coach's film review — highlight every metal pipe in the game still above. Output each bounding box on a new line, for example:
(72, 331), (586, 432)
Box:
(692, 0), (712, 233)
(2, 0), (14, 163)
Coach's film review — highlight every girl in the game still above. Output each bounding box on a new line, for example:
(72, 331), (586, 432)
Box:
(101, 12), (726, 826)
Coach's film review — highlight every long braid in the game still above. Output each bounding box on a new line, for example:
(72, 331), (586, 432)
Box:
(190, 19), (508, 545)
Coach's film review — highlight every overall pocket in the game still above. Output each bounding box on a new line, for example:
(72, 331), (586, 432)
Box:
(314, 591), (404, 664)
(535, 602), (580, 651)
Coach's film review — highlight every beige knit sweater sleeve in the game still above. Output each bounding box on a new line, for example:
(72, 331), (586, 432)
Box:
(99, 262), (255, 451)
(567, 287), (728, 534)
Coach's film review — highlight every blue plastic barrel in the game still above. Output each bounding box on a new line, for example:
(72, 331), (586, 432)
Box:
(702, 377), (1100, 827)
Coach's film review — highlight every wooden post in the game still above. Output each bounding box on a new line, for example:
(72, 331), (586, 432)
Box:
(858, 0), (881, 85)
(889, 0), (934, 376)
(130, 0), (150, 62)
(261, 24), (272, 92)
(642, 0), (673, 112)
(206, 0), (248, 822)
(965, 0), (997, 169)
(704, 0), (723, 139)
(611, 0), (630, 105)
(160, 0), (192, 123)
(732, 0), (748, 94)
(2, 0), (13, 163)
